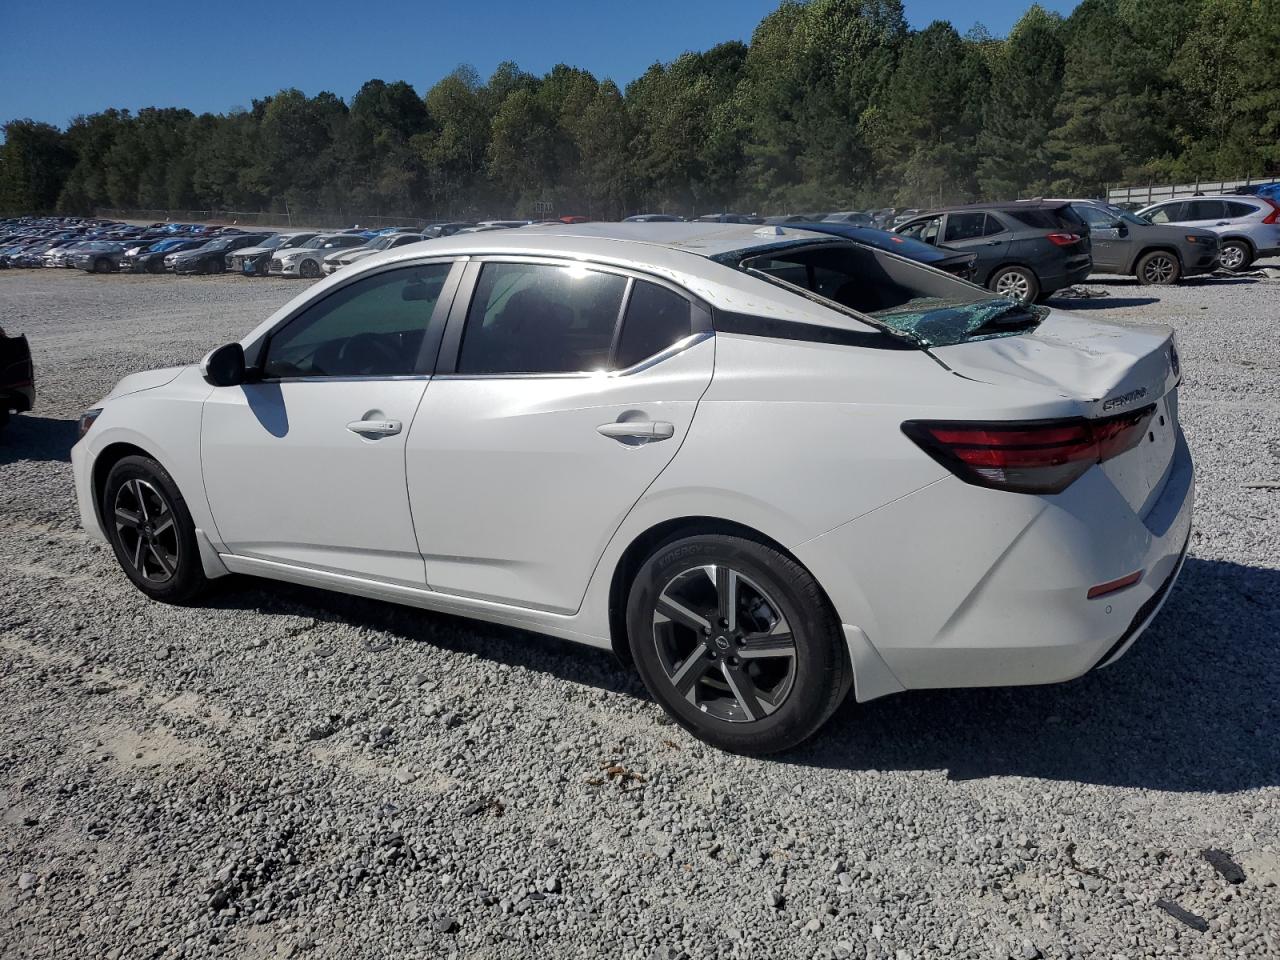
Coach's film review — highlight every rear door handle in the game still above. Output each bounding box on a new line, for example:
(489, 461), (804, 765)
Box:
(597, 420), (675, 441)
(347, 418), (402, 437)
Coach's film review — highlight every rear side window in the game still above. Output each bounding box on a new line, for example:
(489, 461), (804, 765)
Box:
(1184, 200), (1225, 220)
(1006, 208), (1081, 231)
(943, 213), (988, 242)
(616, 281), (693, 369)
(458, 262), (627, 374)
(1226, 201), (1259, 218)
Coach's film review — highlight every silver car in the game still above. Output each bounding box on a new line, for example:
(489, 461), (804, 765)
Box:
(1138, 196), (1280, 271)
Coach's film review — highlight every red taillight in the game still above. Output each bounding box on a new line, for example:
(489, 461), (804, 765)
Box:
(1262, 200), (1280, 225)
(902, 405), (1156, 494)
(1046, 232), (1080, 246)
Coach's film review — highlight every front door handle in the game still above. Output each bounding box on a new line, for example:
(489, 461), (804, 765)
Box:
(597, 420), (675, 441)
(347, 418), (402, 437)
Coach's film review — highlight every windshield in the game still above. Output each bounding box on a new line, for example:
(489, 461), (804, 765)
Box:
(280, 234), (313, 249)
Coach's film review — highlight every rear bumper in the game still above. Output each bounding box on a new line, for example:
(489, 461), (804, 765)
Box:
(794, 429), (1195, 697)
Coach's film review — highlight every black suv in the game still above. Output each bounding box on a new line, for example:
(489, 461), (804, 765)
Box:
(893, 201), (1092, 303)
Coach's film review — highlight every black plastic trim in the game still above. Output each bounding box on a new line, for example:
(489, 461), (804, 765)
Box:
(713, 309), (916, 350)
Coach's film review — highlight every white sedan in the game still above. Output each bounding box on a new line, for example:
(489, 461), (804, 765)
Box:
(70, 223), (1193, 753)
(269, 233), (366, 278)
(322, 232), (427, 275)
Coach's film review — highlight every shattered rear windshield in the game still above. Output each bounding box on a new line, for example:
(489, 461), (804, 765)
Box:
(867, 297), (1047, 347)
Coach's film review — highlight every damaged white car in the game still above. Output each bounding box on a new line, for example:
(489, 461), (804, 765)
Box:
(70, 223), (1192, 753)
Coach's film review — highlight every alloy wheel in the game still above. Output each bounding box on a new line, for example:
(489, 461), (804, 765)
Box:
(1219, 245), (1245, 270)
(651, 565), (797, 723)
(994, 271), (1030, 301)
(1142, 254), (1176, 283)
(113, 478), (180, 583)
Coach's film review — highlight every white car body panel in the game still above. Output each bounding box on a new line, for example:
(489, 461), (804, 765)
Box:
(70, 223), (1194, 706)
(407, 337), (715, 613)
(200, 380), (431, 586)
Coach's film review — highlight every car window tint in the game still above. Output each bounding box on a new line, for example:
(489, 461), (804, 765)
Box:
(1185, 200), (1225, 220)
(943, 213), (988, 242)
(1225, 201), (1257, 218)
(457, 262), (626, 374)
(263, 263), (450, 379)
(1075, 205), (1114, 226)
(980, 213), (1006, 236)
(1146, 203), (1179, 224)
(616, 281), (693, 369)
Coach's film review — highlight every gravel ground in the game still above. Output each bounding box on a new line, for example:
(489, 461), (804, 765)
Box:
(2, 266), (1278, 960)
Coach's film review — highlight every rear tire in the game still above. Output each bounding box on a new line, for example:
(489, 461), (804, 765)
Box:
(1219, 240), (1253, 271)
(626, 534), (849, 754)
(989, 265), (1039, 305)
(1137, 250), (1181, 285)
(102, 455), (209, 604)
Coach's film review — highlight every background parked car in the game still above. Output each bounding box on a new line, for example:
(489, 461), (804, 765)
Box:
(1060, 199), (1221, 284)
(789, 221), (978, 281)
(322, 233), (427, 275)
(822, 211), (874, 226)
(269, 233), (366, 278)
(227, 232), (318, 276)
(1137, 195), (1280, 271)
(119, 238), (209, 273)
(70, 242), (128, 273)
(894, 202), (1092, 303)
(167, 234), (272, 274)
(0, 325), (35, 432)
(623, 214), (685, 222)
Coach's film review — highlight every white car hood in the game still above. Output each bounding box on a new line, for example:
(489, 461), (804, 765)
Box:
(103, 366), (187, 402)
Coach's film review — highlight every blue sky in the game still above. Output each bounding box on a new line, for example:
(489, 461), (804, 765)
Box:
(1, 0), (1081, 127)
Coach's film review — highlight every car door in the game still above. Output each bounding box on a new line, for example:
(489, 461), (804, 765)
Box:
(201, 260), (459, 586)
(1073, 204), (1125, 270)
(406, 258), (714, 614)
(940, 212), (1009, 279)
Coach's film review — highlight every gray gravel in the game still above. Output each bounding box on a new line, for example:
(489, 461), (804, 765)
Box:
(2, 266), (1278, 959)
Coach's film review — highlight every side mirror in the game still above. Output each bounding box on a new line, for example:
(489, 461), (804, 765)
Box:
(201, 342), (246, 387)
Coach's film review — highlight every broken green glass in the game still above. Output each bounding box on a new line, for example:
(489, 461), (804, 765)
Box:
(868, 297), (1048, 347)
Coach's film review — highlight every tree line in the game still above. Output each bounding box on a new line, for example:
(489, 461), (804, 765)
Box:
(1, 0), (1277, 221)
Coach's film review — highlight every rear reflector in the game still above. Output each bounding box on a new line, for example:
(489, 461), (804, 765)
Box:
(902, 405), (1156, 494)
(1046, 232), (1081, 246)
(1087, 570), (1143, 600)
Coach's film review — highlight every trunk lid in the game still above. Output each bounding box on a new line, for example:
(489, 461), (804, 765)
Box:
(932, 310), (1182, 515)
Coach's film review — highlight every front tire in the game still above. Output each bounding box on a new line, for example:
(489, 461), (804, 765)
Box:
(626, 534), (849, 754)
(102, 455), (209, 604)
(299, 259), (320, 279)
(1219, 240), (1253, 272)
(1137, 250), (1181, 285)
(94, 257), (111, 273)
(989, 265), (1039, 304)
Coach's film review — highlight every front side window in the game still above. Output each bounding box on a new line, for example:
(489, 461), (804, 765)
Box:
(900, 216), (941, 244)
(616, 281), (693, 369)
(262, 263), (451, 379)
(457, 262), (627, 374)
(1147, 203), (1183, 224)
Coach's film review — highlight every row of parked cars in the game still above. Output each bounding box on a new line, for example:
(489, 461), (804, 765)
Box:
(3, 190), (1277, 305)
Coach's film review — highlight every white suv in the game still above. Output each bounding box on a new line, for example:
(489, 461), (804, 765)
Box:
(70, 223), (1193, 753)
(1138, 195), (1280, 270)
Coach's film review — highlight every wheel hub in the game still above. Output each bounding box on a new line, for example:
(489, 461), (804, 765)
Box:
(651, 565), (798, 723)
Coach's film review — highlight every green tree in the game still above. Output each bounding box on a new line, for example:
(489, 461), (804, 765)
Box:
(0, 120), (74, 213)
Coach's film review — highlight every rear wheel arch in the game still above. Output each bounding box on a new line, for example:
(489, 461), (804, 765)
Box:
(606, 516), (831, 665)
